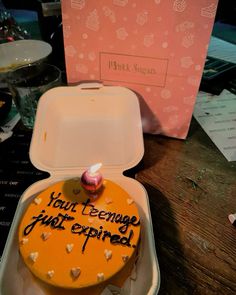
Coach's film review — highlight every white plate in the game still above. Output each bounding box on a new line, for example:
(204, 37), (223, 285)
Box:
(0, 40), (52, 73)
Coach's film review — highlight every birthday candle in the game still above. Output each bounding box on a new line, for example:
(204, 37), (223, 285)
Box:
(81, 163), (103, 193)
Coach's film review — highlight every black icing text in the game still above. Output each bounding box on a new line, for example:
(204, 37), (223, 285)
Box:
(71, 223), (134, 252)
(82, 199), (140, 233)
(23, 210), (74, 235)
(47, 192), (79, 213)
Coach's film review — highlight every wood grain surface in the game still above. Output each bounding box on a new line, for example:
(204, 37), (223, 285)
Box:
(133, 118), (236, 295)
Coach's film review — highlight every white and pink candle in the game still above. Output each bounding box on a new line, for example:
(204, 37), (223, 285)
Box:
(81, 163), (103, 193)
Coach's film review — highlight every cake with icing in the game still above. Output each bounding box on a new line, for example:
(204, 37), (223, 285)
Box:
(18, 177), (141, 295)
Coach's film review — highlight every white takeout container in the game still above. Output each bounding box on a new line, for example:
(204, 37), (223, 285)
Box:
(0, 83), (160, 295)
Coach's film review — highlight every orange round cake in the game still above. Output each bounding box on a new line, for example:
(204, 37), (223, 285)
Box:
(18, 178), (141, 295)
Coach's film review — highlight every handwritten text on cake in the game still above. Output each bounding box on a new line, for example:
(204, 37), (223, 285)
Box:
(23, 191), (140, 252)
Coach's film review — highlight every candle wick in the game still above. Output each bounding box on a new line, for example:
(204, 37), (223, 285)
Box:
(88, 163), (102, 175)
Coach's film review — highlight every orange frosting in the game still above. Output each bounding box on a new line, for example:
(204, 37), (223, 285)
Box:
(18, 178), (140, 294)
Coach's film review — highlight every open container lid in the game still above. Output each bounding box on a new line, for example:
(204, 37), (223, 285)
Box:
(30, 83), (144, 175)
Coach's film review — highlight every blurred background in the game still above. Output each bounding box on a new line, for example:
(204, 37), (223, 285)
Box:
(0, 0), (64, 70)
(1, 0), (236, 72)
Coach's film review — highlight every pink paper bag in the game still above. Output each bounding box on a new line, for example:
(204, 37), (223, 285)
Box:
(61, 0), (218, 139)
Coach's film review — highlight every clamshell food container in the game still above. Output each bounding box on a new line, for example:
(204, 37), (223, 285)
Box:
(0, 83), (160, 295)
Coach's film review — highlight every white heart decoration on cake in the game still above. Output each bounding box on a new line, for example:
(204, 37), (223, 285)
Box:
(66, 243), (74, 253)
(104, 249), (112, 260)
(29, 252), (39, 263)
(41, 232), (52, 241)
(71, 267), (81, 279)
(105, 197), (113, 204)
(127, 198), (134, 205)
(97, 273), (105, 282)
(47, 270), (55, 278)
(122, 255), (129, 262)
(34, 197), (42, 205)
(21, 238), (28, 245)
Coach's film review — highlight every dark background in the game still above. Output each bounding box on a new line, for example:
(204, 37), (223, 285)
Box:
(2, 0), (236, 73)
(2, 0), (236, 24)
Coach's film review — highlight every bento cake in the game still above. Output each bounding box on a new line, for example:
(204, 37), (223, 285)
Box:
(18, 177), (140, 295)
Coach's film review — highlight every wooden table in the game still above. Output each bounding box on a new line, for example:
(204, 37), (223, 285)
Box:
(133, 118), (236, 294)
(1, 117), (235, 294)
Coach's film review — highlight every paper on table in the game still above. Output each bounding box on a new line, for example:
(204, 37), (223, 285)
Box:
(208, 36), (236, 63)
(194, 90), (236, 161)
